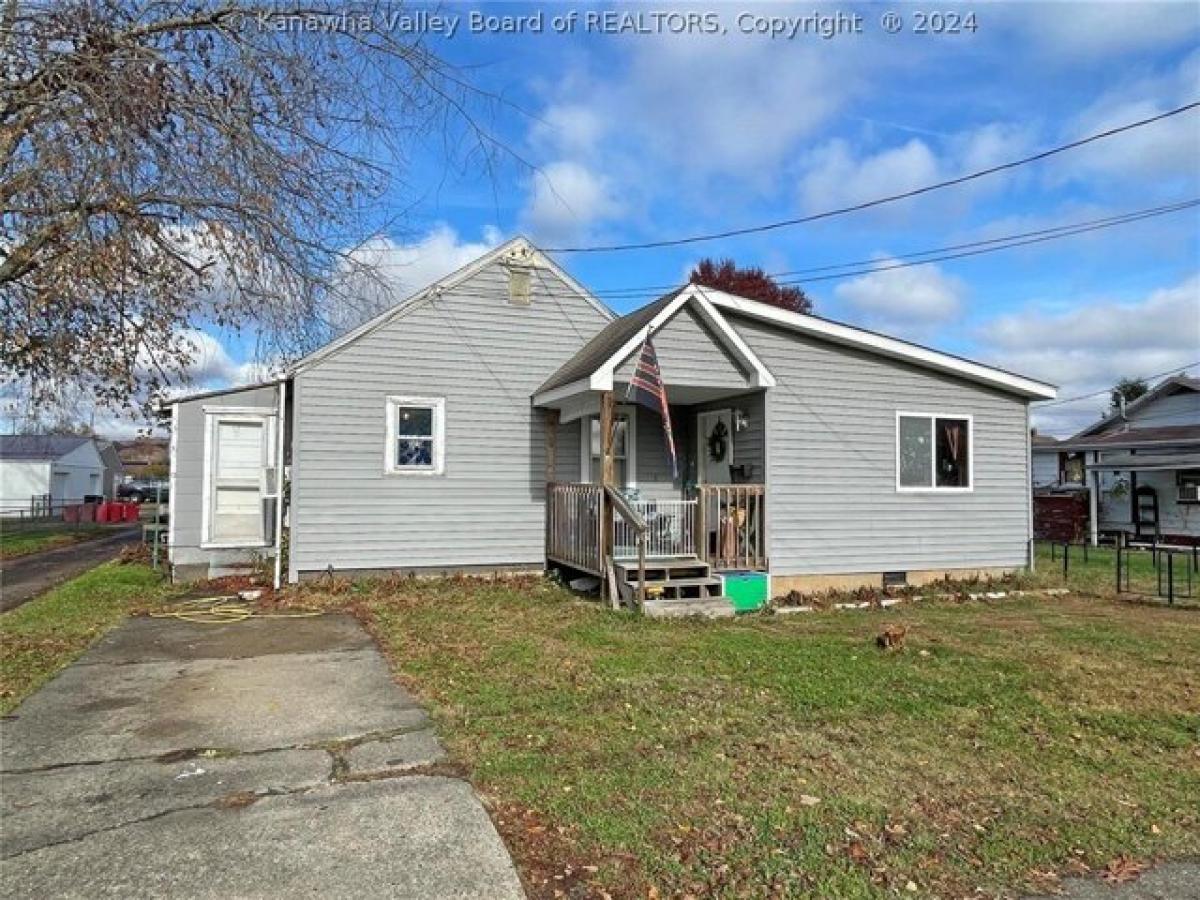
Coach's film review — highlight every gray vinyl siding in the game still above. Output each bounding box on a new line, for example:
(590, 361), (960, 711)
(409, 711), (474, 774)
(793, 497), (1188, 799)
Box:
(1127, 391), (1199, 427)
(694, 391), (766, 484)
(731, 315), (1032, 575)
(290, 262), (610, 576)
(171, 384), (279, 577)
(614, 306), (750, 389)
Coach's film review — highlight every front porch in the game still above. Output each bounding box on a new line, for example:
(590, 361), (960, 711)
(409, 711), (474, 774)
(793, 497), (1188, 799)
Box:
(533, 284), (775, 611)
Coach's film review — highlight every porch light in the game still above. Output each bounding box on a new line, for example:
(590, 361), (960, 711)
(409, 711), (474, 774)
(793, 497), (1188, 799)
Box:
(734, 408), (749, 432)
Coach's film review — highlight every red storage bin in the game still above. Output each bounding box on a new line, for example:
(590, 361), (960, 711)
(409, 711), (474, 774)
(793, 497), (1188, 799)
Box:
(124, 503), (140, 522)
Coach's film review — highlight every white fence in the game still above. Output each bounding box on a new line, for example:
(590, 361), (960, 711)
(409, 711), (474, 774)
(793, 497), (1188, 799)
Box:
(613, 498), (697, 559)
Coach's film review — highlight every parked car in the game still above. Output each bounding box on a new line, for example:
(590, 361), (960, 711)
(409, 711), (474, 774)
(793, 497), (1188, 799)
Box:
(117, 479), (169, 503)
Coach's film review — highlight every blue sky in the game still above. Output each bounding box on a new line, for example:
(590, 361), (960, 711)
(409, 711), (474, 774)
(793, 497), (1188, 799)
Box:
(187, 1), (1200, 437)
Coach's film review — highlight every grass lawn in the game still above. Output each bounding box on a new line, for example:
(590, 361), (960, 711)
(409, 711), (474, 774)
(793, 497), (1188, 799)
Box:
(0, 562), (171, 714)
(1031, 541), (1195, 602)
(0, 523), (117, 560)
(288, 578), (1200, 899)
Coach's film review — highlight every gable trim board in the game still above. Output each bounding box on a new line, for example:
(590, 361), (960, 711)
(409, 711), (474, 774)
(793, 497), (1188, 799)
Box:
(703, 290), (1056, 401)
(1071, 375), (1198, 439)
(290, 237), (613, 376)
(533, 286), (776, 406)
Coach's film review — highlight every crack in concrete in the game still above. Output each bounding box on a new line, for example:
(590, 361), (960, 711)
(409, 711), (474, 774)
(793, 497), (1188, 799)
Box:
(0, 723), (431, 775)
(0, 784), (318, 862)
(69, 644), (380, 669)
(3, 767), (467, 861)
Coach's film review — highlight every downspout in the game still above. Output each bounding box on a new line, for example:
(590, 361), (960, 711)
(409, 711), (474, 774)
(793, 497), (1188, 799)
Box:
(273, 379), (287, 590)
(167, 402), (179, 576)
(1026, 403), (1034, 572)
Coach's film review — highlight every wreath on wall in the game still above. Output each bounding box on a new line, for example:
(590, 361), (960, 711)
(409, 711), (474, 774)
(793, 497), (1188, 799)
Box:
(707, 421), (729, 462)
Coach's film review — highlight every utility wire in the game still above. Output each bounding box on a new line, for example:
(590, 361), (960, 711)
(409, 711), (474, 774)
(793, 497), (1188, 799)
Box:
(542, 102), (1200, 253)
(388, 198), (1197, 304)
(588, 199), (1200, 297)
(1034, 363), (1199, 407)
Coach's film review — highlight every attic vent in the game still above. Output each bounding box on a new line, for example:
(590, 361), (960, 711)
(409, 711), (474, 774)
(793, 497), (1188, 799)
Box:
(507, 264), (531, 306)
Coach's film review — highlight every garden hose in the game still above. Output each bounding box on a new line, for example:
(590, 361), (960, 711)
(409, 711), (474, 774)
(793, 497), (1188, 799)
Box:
(149, 596), (324, 625)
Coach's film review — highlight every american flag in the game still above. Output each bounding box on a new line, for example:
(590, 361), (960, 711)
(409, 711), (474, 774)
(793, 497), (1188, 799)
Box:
(626, 338), (677, 478)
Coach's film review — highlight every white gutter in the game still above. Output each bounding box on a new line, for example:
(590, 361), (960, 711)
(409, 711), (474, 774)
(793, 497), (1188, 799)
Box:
(273, 379), (287, 590)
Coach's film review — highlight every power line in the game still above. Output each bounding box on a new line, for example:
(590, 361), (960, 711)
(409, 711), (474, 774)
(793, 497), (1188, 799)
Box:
(588, 199), (1200, 298)
(403, 198), (1196, 304)
(1034, 363), (1199, 407)
(543, 102), (1200, 253)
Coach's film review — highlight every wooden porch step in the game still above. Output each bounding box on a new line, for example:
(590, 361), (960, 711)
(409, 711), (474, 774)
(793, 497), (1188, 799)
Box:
(613, 557), (711, 584)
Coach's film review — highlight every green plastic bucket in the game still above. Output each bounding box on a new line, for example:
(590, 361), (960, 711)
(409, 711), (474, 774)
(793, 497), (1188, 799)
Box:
(721, 571), (768, 612)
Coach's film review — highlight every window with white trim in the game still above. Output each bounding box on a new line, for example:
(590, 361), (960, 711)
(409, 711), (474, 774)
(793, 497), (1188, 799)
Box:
(385, 397), (445, 474)
(897, 413), (971, 490)
(582, 408), (636, 488)
(205, 416), (271, 545)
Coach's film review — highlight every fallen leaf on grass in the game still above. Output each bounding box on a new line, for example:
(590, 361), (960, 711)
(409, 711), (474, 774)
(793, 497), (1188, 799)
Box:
(799, 794), (820, 806)
(1102, 855), (1146, 884)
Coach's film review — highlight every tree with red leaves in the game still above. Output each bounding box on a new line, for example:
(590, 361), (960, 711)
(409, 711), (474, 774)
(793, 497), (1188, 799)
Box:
(689, 259), (812, 314)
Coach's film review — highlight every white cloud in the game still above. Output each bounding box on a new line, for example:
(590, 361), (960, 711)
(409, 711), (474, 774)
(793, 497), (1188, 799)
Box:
(326, 225), (502, 333)
(1053, 52), (1200, 186)
(796, 120), (1036, 216)
(834, 261), (966, 336)
(521, 160), (622, 244)
(993, 2), (1198, 60)
(798, 138), (940, 214)
(530, 103), (608, 156)
(980, 274), (1200, 435)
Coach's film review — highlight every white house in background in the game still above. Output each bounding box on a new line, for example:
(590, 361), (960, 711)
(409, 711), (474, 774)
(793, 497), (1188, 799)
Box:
(0, 435), (116, 513)
(1060, 375), (1200, 545)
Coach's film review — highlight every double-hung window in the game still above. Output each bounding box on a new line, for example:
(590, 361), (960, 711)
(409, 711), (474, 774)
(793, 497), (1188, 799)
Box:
(385, 397), (445, 474)
(896, 413), (972, 491)
(583, 408), (635, 488)
(204, 412), (274, 546)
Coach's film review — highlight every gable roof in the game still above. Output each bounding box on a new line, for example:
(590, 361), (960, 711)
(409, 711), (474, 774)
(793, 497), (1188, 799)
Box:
(534, 285), (776, 404)
(1060, 423), (1200, 451)
(0, 434), (91, 461)
(699, 287), (1057, 400)
(1070, 374), (1199, 440)
(289, 236), (613, 376)
(1031, 433), (1060, 448)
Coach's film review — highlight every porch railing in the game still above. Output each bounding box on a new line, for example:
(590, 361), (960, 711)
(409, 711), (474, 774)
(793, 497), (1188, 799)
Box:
(613, 498), (697, 559)
(548, 482), (768, 577)
(698, 484), (767, 570)
(546, 482), (604, 575)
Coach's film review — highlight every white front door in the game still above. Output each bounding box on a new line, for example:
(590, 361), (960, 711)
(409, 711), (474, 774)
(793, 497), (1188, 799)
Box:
(696, 409), (733, 484)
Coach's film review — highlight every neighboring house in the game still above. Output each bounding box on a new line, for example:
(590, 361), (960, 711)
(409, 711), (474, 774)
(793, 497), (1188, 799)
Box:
(116, 437), (170, 479)
(164, 238), (1057, 606)
(1031, 432), (1063, 487)
(0, 435), (115, 512)
(1060, 376), (1200, 545)
(97, 441), (125, 499)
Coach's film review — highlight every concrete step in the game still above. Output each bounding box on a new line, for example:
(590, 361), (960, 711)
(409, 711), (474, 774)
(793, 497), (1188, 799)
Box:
(642, 597), (736, 619)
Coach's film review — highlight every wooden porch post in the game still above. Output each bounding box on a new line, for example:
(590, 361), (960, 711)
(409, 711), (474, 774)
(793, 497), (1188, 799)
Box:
(600, 390), (616, 606)
(544, 408), (559, 486)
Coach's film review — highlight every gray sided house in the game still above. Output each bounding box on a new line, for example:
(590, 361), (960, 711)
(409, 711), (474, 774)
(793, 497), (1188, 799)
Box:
(166, 238), (1057, 606)
(1059, 375), (1200, 545)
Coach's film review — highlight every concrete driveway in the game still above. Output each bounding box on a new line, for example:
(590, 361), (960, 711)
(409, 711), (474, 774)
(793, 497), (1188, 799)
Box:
(0, 526), (141, 611)
(0, 613), (525, 899)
